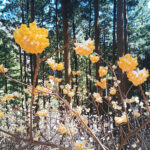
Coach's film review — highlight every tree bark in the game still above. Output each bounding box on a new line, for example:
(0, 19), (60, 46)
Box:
(61, 0), (71, 103)
(117, 0), (125, 104)
(94, 0), (100, 82)
(113, 0), (117, 64)
(124, 0), (128, 53)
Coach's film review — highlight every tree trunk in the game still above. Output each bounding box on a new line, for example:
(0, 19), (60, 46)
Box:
(124, 0), (128, 53)
(20, 0), (25, 109)
(72, 15), (79, 105)
(94, 0), (100, 82)
(88, 0), (92, 94)
(117, 0), (125, 102)
(113, 0), (117, 64)
(61, 0), (71, 103)
(30, 0), (36, 85)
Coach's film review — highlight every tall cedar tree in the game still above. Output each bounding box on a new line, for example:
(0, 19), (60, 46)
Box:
(117, 0), (125, 104)
(61, 0), (71, 103)
(94, 0), (100, 83)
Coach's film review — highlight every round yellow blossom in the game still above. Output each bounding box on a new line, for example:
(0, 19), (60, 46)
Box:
(114, 113), (128, 124)
(58, 123), (66, 134)
(108, 96), (112, 101)
(36, 85), (50, 96)
(132, 112), (141, 117)
(56, 63), (64, 71)
(6, 94), (15, 101)
(95, 78), (107, 89)
(1, 97), (7, 104)
(93, 92), (100, 98)
(48, 76), (62, 83)
(112, 65), (117, 70)
(36, 109), (48, 117)
(71, 106), (82, 117)
(109, 87), (117, 95)
(0, 112), (4, 118)
(0, 65), (8, 73)
(68, 91), (75, 98)
(74, 141), (87, 150)
(63, 89), (68, 94)
(118, 54), (138, 72)
(72, 71), (82, 75)
(127, 68), (149, 86)
(14, 21), (49, 54)
(96, 96), (102, 103)
(60, 85), (64, 89)
(98, 66), (108, 77)
(73, 78), (76, 82)
(74, 38), (95, 56)
(90, 55), (100, 63)
(45, 81), (52, 88)
(47, 59), (57, 70)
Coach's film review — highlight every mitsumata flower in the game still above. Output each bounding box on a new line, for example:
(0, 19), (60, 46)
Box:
(48, 76), (62, 83)
(0, 112), (4, 118)
(132, 112), (141, 117)
(109, 87), (117, 95)
(56, 63), (64, 71)
(47, 59), (64, 71)
(74, 38), (95, 56)
(14, 21), (49, 54)
(36, 109), (48, 117)
(95, 78), (107, 89)
(90, 54), (100, 63)
(0, 65), (8, 73)
(118, 54), (138, 72)
(58, 123), (67, 134)
(114, 113), (128, 124)
(74, 140), (87, 150)
(98, 66), (108, 77)
(127, 68), (149, 86)
(72, 71), (82, 75)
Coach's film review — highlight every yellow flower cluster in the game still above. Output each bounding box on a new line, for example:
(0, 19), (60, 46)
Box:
(90, 54), (100, 63)
(71, 106), (82, 117)
(93, 92), (102, 103)
(74, 141), (87, 150)
(48, 76), (62, 83)
(36, 109), (48, 117)
(127, 68), (149, 86)
(132, 112), (141, 117)
(14, 21), (49, 54)
(24, 85), (50, 96)
(109, 87), (117, 95)
(124, 96), (139, 103)
(63, 84), (75, 98)
(58, 123), (66, 134)
(98, 66), (108, 77)
(0, 65), (8, 73)
(72, 71), (82, 75)
(74, 38), (95, 56)
(0, 112), (4, 118)
(58, 123), (77, 135)
(47, 59), (64, 71)
(114, 113), (128, 124)
(118, 54), (138, 72)
(95, 78), (106, 89)
(1, 92), (21, 104)
(111, 101), (122, 110)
